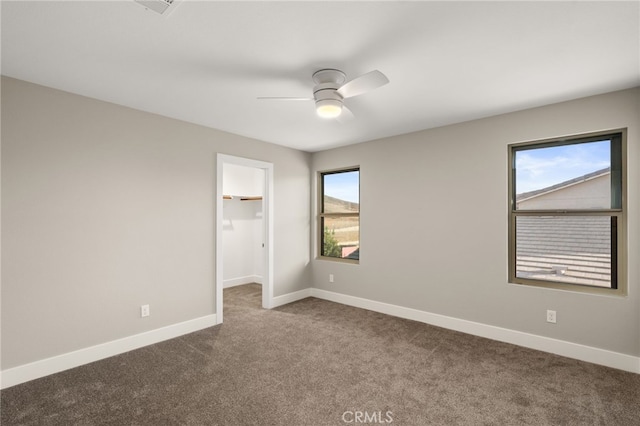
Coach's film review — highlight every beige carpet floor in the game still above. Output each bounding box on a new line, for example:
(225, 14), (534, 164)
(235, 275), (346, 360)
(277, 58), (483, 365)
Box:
(2, 283), (639, 425)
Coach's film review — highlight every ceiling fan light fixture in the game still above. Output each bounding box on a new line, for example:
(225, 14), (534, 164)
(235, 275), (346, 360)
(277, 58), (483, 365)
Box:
(316, 99), (342, 119)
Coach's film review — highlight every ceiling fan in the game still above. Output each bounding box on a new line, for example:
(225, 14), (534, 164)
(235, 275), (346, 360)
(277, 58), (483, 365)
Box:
(258, 68), (389, 120)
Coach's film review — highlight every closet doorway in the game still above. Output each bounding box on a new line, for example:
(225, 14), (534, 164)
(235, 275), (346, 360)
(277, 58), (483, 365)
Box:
(216, 154), (274, 323)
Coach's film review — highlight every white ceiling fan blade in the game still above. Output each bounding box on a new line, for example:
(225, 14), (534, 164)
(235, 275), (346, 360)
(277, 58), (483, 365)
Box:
(336, 70), (389, 99)
(336, 105), (355, 124)
(256, 97), (313, 101)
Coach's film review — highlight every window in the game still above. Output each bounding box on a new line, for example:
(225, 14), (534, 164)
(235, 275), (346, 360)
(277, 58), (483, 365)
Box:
(508, 130), (626, 294)
(319, 168), (360, 262)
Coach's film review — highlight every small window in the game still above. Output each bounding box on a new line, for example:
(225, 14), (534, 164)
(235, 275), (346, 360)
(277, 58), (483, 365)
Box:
(508, 130), (626, 294)
(319, 168), (360, 262)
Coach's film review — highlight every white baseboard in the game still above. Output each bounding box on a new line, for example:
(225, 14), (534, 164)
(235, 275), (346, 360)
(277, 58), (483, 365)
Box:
(223, 275), (263, 288)
(310, 288), (640, 374)
(4, 288), (637, 390)
(0, 314), (218, 389)
(271, 288), (312, 308)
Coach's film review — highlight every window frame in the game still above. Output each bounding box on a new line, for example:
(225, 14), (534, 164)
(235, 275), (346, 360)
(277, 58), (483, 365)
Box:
(507, 129), (627, 295)
(318, 166), (360, 264)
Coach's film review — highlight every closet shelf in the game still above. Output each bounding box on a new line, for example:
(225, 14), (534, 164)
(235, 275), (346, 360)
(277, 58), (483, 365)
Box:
(222, 195), (263, 201)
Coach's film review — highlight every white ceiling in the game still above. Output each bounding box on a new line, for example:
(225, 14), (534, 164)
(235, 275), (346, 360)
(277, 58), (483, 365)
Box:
(2, 1), (639, 152)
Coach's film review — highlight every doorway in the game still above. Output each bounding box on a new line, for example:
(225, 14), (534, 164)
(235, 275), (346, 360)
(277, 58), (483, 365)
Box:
(216, 154), (274, 324)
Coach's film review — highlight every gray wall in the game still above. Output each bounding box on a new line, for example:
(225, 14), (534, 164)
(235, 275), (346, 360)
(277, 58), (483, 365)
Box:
(1, 77), (311, 369)
(311, 87), (639, 357)
(2, 76), (638, 373)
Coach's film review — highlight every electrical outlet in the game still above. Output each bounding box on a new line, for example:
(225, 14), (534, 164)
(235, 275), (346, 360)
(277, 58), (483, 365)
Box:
(141, 304), (150, 318)
(329, 274), (334, 283)
(546, 310), (556, 324)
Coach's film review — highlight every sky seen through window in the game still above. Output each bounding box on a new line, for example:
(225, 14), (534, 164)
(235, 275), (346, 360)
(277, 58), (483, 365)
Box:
(515, 140), (610, 194)
(324, 170), (359, 204)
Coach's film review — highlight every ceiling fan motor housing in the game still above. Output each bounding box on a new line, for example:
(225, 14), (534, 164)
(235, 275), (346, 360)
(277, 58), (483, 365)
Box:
(313, 69), (346, 116)
(312, 69), (346, 85)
